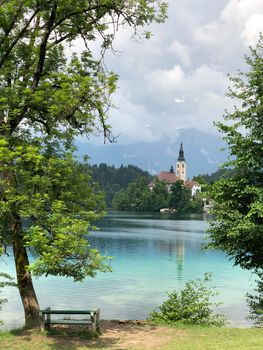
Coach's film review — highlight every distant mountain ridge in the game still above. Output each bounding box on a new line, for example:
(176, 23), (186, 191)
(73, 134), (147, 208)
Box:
(76, 128), (228, 178)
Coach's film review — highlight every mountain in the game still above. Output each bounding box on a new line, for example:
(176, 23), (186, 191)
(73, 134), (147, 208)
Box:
(76, 128), (228, 178)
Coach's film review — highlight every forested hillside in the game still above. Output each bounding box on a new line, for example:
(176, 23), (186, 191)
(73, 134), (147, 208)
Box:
(89, 163), (152, 206)
(193, 168), (235, 184)
(87, 163), (234, 210)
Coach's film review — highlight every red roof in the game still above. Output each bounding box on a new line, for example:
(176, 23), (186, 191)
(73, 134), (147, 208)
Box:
(158, 172), (181, 184)
(185, 180), (200, 188)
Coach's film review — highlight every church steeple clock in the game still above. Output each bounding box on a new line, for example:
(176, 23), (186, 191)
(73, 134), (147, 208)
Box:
(176, 142), (186, 182)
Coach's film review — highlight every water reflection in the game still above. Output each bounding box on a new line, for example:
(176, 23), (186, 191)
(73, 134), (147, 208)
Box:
(175, 239), (185, 278)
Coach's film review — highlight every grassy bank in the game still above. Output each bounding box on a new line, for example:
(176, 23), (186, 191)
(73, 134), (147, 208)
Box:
(164, 326), (263, 350)
(0, 322), (263, 350)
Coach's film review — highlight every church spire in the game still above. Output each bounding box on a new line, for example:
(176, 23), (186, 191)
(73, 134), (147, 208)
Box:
(176, 142), (187, 182)
(177, 142), (185, 161)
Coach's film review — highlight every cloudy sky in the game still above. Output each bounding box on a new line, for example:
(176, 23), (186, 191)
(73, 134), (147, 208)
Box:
(86, 0), (263, 145)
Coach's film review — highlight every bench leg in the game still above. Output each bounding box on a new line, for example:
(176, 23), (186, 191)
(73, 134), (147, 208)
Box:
(46, 307), (51, 331)
(96, 309), (101, 333)
(40, 313), (45, 332)
(91, 314), (96, 332)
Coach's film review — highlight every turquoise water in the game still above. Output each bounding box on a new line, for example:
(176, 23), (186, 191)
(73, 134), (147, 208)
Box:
(0, 212), (255, 329)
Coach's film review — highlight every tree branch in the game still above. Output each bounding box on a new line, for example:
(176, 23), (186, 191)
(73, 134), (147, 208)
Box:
(32, 5), (57, 89)
(0, 2), (23, 43)
(0, 9), (39, 69)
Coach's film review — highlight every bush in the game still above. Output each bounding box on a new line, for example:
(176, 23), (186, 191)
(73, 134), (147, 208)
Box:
(247, 273), (263, 327)
(149, 273), (226, 326)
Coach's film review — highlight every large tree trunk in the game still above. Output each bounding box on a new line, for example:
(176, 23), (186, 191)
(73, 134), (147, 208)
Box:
(12, 219), (41, 328)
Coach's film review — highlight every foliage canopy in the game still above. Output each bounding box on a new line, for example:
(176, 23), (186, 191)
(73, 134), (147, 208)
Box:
(113, 177), (203, 213)
(89, 163), (152, 206)
(0, 0), (167, 327)
(209, 36), (263, 273)
(247, 272), (263, 327)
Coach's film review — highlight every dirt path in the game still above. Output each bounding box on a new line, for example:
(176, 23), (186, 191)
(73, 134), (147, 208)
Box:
(96, 320), (176, 349)
(0, 320), (186, 350)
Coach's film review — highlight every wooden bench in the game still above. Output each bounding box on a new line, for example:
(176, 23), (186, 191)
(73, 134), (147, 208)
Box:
(39, 308), (100, 332)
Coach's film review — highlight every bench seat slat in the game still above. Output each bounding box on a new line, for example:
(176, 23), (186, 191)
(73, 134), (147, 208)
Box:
(49, 320), (92, 325)
(40, 310), (96, 315)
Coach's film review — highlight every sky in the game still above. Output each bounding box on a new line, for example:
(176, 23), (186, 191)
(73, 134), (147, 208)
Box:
(81, 0), (263, 145)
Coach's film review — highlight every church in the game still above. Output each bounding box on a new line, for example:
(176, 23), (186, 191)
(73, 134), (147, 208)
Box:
(149, 143), (201, 196)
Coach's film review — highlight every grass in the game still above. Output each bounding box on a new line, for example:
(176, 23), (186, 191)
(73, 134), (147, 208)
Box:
(162, 325), (263, 350)
(0, 324), (263, 350)
(0, 326), (101, 350)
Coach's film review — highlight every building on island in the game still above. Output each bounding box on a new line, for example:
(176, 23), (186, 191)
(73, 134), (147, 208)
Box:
(148, 142), (201, 196)
(153, 166), (181, 192)
(185, 180), (202, 197)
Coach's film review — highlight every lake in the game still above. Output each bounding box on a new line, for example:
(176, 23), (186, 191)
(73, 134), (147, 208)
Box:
(0, 211), (255, 329)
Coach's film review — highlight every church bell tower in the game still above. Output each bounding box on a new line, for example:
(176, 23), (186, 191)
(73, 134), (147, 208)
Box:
(176, 142), (186, 182)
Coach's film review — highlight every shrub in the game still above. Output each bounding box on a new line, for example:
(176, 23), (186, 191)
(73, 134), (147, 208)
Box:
(247, 273), (263, 327)
(150, 273), (226, 326)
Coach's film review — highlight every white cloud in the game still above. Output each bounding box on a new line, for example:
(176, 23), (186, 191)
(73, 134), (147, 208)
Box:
(174, 96), (185, 103)
(168, 39), (191, 67)
(194, 0), (263, 53)
(146, 65), (185, 90)
(221, 0), (263, 23)
(79, 0), (263, 145)
(109, 91), (160, 144)
(194, 22), (223, 45)
(143, 64), (229, 131)
(241, 14), (263, 47)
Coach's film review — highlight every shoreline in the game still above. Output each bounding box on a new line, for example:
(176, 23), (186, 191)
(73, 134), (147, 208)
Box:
(1, 319), (262, 350)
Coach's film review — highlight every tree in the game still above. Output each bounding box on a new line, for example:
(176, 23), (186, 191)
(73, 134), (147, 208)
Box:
(192, 175), (209, 185)
(112, 177), (202, 213)
(112, 176), (149, 211)
(0, 141), (110, 327)
(186, 194), (204, 213)
(169, 181), (191, 212)
(148, 178), (169, 211)
(193, 169), (236, 186)
(209, 36), (263, 273)
(247, 272), (263, 327)
(112, 190), (130, 211)
(0, 1), (167, 327)
(90, 163), (152, 207)
(112, 176), (169, 212)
